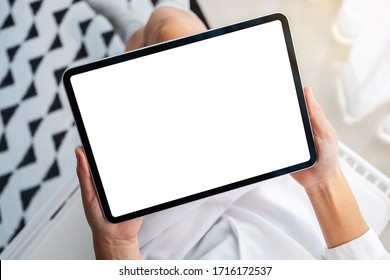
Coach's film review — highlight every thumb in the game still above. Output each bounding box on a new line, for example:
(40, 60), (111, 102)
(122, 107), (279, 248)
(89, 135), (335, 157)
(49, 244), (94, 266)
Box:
(304, 87), (334, 140)
(75, 148), (97, 206)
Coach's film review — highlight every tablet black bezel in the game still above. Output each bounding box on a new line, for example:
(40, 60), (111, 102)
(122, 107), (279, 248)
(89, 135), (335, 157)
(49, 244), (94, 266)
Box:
(63, 13), (316, 223)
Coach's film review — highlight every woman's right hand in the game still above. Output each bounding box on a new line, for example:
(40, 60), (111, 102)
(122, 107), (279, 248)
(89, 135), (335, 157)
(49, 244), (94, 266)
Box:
(291, 87), (342, 194)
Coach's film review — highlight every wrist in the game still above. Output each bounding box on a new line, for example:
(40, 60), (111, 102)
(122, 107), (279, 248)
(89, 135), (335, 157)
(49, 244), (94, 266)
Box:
(304, 167), (345, 195)
(305, 170), (368, 248)
(93, 235), (142, 260)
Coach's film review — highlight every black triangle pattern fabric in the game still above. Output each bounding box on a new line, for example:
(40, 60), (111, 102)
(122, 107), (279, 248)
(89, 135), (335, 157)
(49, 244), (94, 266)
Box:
(0, 70), (14, 88)
(0, 134), (8, 152)
(20, 185), (41, 211)
(22, 82), (38, 101)
(30, 1), (43, 16)
(0, 0), (129, 254)
(16, 145), (37, 169)
(49, 34), (63, 51)
(6, 45), (20, 62)
(1, 14), (15, 30)
(0, 0), (208, 257)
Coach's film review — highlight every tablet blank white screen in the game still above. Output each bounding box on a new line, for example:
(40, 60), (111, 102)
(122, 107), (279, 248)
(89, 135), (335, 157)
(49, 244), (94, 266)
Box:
(70, 20), (310, 218)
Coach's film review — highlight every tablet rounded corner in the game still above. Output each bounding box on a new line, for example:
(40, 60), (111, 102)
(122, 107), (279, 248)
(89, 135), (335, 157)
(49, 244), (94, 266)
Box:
(102, 210), (121, 224)
(309, 153), (318, 169)
(62, 67), (74, 85)
(308, 146), (318, 169)
(271, 13), (289, 25)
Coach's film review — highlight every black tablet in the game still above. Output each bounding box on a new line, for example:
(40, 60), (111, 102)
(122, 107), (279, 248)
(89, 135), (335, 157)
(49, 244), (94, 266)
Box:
(63, 13), (316, 223)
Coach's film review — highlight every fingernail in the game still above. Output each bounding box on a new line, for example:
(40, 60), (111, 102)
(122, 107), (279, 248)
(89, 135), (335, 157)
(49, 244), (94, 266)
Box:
(306, 88), (317, 106)
(306, 87), (313, 101)
(75, 148), (81, 162)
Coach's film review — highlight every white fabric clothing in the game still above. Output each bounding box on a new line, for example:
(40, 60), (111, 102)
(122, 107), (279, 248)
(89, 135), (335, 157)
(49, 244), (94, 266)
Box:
(138, 159), (390, 259)
(325, 229), (390, 260)
(86, 0), (144, 43)
(156, 0), (191, 12)
(380, 114), (390, 142)
(339, 0), (390, 121)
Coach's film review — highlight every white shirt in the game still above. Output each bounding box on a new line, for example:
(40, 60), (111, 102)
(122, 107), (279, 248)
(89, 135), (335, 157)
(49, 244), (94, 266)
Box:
(325, 229), (390, 260)
(139, 172), (390, 260)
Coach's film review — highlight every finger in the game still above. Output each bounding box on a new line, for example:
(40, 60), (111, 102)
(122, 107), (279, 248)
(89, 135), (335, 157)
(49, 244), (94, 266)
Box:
(304, 87), (320, 136)
(304, 86), (319, 127)
(75, 148), (97, 205)
(304, 87), (333, 139)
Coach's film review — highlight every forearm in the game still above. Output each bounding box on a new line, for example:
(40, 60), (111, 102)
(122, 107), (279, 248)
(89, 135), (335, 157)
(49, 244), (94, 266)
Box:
(306, 168), (368, 249)
(93, 236), (142, 260)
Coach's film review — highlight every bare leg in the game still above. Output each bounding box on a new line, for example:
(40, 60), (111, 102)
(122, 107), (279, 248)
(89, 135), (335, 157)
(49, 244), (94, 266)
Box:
(86, 0), (207, 52)
(125, 27), (146, 51)
(125, 7), (207, 51)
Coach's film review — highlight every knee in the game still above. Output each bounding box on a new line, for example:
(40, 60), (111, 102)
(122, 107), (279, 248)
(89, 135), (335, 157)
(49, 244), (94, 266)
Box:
(154, 18), (186, 43)
(145, 8), (207, 45)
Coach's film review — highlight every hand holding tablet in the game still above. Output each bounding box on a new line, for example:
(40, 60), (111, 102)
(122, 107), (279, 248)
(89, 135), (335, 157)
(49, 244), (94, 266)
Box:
(64, 13), (316, 223)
